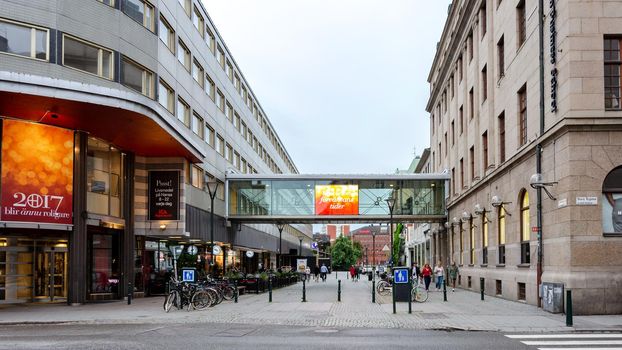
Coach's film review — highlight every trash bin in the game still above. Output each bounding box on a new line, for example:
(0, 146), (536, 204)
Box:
(368, 272), (373, 281)
(541, 282), (564, 313)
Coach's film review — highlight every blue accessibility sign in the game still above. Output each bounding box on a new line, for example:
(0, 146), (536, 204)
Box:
(182, 269), (195, 282)
(311, 242), (318, 249)
(393, 268), (409, 284)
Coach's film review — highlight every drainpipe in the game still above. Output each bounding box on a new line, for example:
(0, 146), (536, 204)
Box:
(537, 0), (545, 308)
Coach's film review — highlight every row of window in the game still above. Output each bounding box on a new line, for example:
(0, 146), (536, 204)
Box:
(452, 189), (530, 267)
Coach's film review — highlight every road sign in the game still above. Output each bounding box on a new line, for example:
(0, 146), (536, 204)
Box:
(188, 245), (198, 255)
(182, 269), (195, 282)
(381, 245), (390, 252)
(393, 268), (409, 284)
(311, 242), (318, 249)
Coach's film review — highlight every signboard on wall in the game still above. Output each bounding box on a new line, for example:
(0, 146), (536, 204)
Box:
(315, 185), (359, 215)
(148, 170), (180, 220)
(0, 120), (74, 224)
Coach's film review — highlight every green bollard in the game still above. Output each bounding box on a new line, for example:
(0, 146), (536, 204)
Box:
(372, 279), (376, 303)
(566, 289), (573, 327)
(338, 280), (341, 302)
(234, 280), (238, 303)
(408, 277), (412, 314)
(302, 279), (306, 302)
(269, 278), (272, 303)
(480, 277), (485, 301)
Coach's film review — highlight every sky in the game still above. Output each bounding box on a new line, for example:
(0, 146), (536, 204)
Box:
(204, 0), (452, 174)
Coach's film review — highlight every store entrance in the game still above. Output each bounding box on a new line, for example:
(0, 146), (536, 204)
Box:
(34, 245), (68, 302)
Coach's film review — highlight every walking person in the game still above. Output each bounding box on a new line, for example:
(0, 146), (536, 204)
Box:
(434, 261), (444, 291)
(349, 265), (356, 282)
(313, 264), (320, 282)
(355, 265), (361, 281)
(421, 263), (433, 291)
(448, 261), (459, 292)
(320, 264), (328, 282)
(412, 262), (421, 285)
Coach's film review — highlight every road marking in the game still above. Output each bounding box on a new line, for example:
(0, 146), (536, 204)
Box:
(537, 348), (622, 350)
(506, 334), (622, 339)
(523, 340), (622, 346)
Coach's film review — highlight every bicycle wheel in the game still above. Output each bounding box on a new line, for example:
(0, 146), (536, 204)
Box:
(191, 290), (212, 310)
(412, 286), (428, 303)
(205, 288), (220, 306)
(377, 281), (391, 296)
(222, 285), (235, 301)
(164, 291), (177, 313)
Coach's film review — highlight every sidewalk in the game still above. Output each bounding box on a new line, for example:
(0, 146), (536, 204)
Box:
(0, 274), (620, 332)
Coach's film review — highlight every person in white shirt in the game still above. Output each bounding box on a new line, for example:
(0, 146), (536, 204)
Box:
(434, 261), (445, 291)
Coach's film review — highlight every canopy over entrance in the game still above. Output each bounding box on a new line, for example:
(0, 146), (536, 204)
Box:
(226, 174), (449, 224)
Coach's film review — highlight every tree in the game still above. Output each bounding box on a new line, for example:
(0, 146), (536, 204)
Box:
(330, 236), (362, 270)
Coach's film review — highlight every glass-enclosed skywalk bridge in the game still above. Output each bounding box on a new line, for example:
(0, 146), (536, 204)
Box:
(226, 174), (449, 224)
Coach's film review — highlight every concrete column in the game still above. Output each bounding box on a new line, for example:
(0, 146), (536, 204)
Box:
(121, 153), (135, 299)
(68, 131), (88, 305)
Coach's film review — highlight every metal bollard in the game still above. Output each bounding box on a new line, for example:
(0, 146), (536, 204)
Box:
(480, 277), (485, 301)
(566, 289), (572, 327)
(234, 280), (238, 303)
(443, 278), (447, 302)
(372, 279), (376, 303)
(268, 278), (272, 302)
(127, 282), (132, 305)
(408, 278), (412, 314)
(302, 279), (307, 302)
(335, 270), (338, 279)
(338, 280), (341, 301)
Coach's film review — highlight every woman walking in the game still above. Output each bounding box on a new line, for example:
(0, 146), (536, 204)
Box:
(434, 261), (445, 291)
(448, 261), (459, 292)
(421, 263), (433, 291)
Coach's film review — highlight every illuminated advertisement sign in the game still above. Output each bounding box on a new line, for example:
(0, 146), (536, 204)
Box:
(1, 120), (74, 224)
(315, 185), (358, 215)
(148, 170), (180, 220)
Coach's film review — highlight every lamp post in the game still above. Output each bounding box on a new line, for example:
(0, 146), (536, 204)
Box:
(386, 194), (396, 268)
(207, 180), (219, 277)
(299, 238), (303, 257)
(277, 223), (285, 268)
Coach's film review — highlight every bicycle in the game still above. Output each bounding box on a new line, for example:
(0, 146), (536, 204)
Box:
(164, 279), (196, 312)
(411, 278), (429, 303)
(376, 278), (392, 296)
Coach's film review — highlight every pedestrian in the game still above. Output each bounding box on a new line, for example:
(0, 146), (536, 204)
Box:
(448, 261), (459, 292)
(421, 263), (433, 291)
(349, 265), (356, 281)
(434, 260), (444, 291)
(355, 265), (361, 281)
(313, 264), (320, 282)
(320, 264), (328, 282)
(412, 262), (421, 284)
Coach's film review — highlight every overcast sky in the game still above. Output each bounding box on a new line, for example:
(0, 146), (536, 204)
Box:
(204, 0), (452, 174)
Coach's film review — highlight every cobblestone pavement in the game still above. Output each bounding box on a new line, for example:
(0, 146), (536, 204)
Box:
(1, 273), (620, 332)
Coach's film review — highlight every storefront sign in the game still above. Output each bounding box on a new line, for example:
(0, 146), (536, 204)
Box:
(148, 171), (180, 220)
(315, 185), (359, 215)
(0, 120), (74, 225)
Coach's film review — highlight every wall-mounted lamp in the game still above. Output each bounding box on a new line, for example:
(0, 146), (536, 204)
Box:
(529, 173), (558, 200)
(452, 217), (460, 225)
(491, 195), (512, 216)
(474, 204), (492, 223)
(159, 224), (167, 230)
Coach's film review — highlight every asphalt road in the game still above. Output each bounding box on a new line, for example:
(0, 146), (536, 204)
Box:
(0, 322), (527, 350)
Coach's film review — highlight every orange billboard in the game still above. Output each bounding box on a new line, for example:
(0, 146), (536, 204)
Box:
(315, 185), (359, 215)
(1, 120), (74, 224)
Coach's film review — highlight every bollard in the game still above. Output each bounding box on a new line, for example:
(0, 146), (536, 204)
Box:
(234, 280), (238, 303)
(269, 278), (272, 303)
(302, 279), (307, 302)
(443, 278), (447, 302)
(408, 277), (412, 314)
(392, 283), (396, 314)
(480, 277), (485, 301)
(336, 270), (338, 279)
(566, 289), (572, 327)
(127, 282), (132, 305)
(338, 279), (342, 300)
(372, 278), (376, 303)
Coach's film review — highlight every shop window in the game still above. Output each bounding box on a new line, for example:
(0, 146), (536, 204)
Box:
(482, 212), (488, 265)
(602, 165), (622, 235)
(520, 189), (530, 264)
(89, 233), (120, 295)
(121, 56), (154, 98)
(498, 206), (506, 264)
(63, 35), (113, 80)
(87, 138), (124, 218)
(0, 18), (48, 61)
(122, 0), (154, 32)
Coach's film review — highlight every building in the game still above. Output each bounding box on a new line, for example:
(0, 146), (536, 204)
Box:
(0, 0), (311, 304)
(323, 224), (350, 242)
(426, 0), (622, 314)
(350, 225), (391, 266)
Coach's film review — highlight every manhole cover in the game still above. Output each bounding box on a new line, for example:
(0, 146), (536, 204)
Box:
(314, 329), (339, 333)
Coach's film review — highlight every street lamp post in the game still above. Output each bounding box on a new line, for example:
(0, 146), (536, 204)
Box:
(386, 194), (396, 268)
(207, 181), (219, 277)
(299, 238), (303, 256)
(277, 223), (285, 268)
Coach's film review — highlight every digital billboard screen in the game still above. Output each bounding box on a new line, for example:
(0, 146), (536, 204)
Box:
(315, 185), (358, 215)
(1, 120), (74, 224)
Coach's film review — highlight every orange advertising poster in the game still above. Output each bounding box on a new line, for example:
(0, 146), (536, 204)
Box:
(1, 120), (74, 224)
(315, 185), (359, 215)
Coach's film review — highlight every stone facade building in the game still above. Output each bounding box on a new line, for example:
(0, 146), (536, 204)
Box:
(426, 0), (622, 314)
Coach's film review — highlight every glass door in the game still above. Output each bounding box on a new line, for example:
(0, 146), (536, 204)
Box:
(34, 245), (67, 302)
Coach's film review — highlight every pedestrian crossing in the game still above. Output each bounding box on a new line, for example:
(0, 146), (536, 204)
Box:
(505, 333), (622, 349)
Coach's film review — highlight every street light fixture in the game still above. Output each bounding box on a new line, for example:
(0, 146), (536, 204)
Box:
(385, 192), (396, 268)
(277, 223), (285, 268)
(206, 180), (219, 277)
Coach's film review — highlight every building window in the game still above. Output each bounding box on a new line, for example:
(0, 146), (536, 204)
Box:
(226, 103), (234, 122)
(178, 0), (191, 17)
(205, 74), (215, 101)
(192, 112), (204, 138)
(518, 282), (526, 301)
(604, 37), (621, 110)
(121, 57), (153, 98)
(205, 123), (215, 147)
(458, 55), (463, 81)
(497, 35), (505, 79)
(460, 158), (464, 189)
(206, 27), (215, 53)
(217, 45), (225, 69)
(234, 113), (241, 131)
(225, 143), (233, 162)
(191, 165), (203, 189)
(216, 90), (225, 111)
(498, 206), (506, 264)
(444, 133), (448, 156)
(451, 168), (456, 195)
(62, 35), (113, 80)
(602, 165), (622, 235)
(482, 131), (488, 170)
(216, 135), (224, 155)
(518, 84), (527, 146)
(226, 60), (234, 82)
(431, 115), (435, 135)
(192, 59), (204, 87)
(192, 6), (205, 38)
(450, 75), (454, 99)
(470, 146), (475, 182)
(517, 0), (526, 49)
(498, 112), (506, 163)
(177, 39), (191, 71)
(234, 152), (241, 170)
(87, 137), (124, 218)
(122, 0), (154, 32)
(234, 74), (241, 92)
(469, 217), (475, 265)
(0, 18), (49, 61)
(241, 122), (248, 140)
(467, 31), (473, 62)
(159, 15), (175, 53)
(176, 97), (190, 127)
(480, 3), (487, 39)
(481, 65), (488, 102)
(482, 212), (488, 265)
(158, 79), (175, 114)
(469, 88), (474, 119)
(459, 105), (464, 134)
(97, 0), (115, 6)
(451, 120), (455, 146)
(459, 222), (464, 265)
(520, 189), (530, 264)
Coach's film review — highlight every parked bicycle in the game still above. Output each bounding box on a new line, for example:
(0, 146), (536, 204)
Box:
(375, 276), (428, 303)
